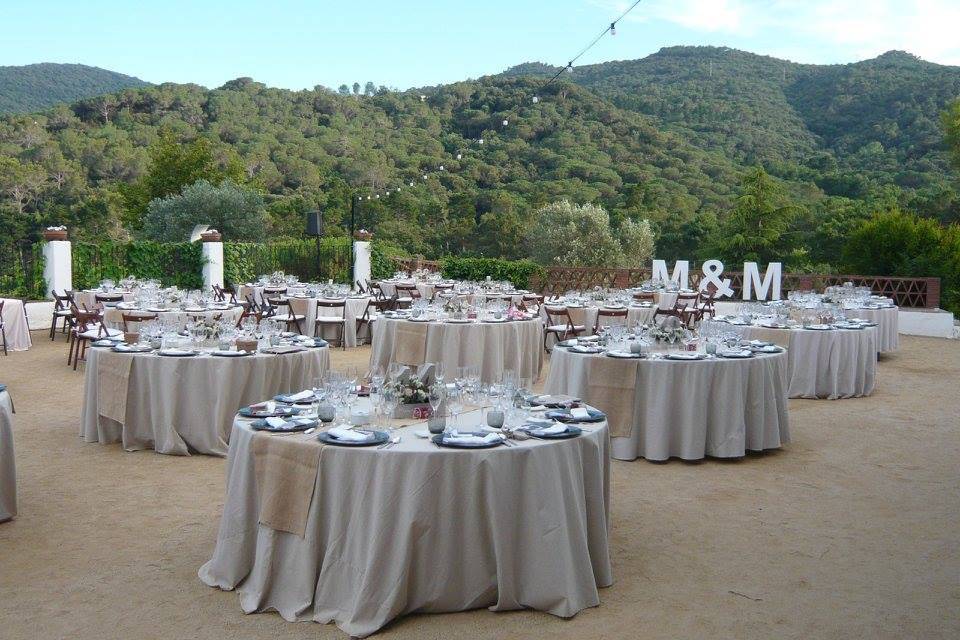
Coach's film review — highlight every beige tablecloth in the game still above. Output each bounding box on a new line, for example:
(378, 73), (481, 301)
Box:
(1, 298), (31, 351)
(81, 346), (330, 456)
(545, 348), (790, 461)
(845, 306), (899, 352)
(741, 325), (877, 399)
(370, 318), (544, 383)
(285, 296), (372, 346)
(199, 410), (611, 637)
(238, 284), (309, 306)
(103, 305), (243, 329)
(0, 390), (15, 522)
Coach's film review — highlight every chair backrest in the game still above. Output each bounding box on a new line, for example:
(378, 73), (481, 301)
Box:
(396, 284), (420, 299)
(595, 307), (628, 332)
(53, 290), (73, 311)
(355, 280), (367, 294)
(95, 292), (124, 306)
(122, 313), (157, 331)
(544, 306), (575, 330)
(633, 291), (656, 301)
(72, 307), (104, 335)
(369, 282), (386, 300)
(316, 299), (346, 318)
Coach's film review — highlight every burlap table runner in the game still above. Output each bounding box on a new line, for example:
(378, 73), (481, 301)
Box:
(97, 351), (134, 423)
(393, 322), (428, 365)
(586, 356), (638, 438)
(252, 432), (326, 537)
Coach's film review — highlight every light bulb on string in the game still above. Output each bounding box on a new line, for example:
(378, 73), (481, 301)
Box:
(422, 174), (427, 180)
(502, 119), (508, 126)
(397, 186), (401, 192)
(439, 165), (444, 171)
(456, 153), (462, 160)
(366, 195), (371, 200)
(409, 181), (414, 187)
(478, 138), (484, 144)
(566, 62), (574, 73)
(375, 194), (379, 199)
(532, 96), (539, 103)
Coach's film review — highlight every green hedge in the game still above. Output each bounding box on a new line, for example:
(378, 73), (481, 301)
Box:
(223, 238), (409, 288)
(0, 242), (45, 299)
(71, 241), (205, 290)
(439, 257), (545, 289)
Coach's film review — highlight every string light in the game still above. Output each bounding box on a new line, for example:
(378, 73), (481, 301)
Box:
(351, 0), (645, 203)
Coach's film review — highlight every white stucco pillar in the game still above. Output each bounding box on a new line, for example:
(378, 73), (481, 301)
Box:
(42, 240), (72, 298)
(202, 241), (224, 290)
(353, 241), (371, 291)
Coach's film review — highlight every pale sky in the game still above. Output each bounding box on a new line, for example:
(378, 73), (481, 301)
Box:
(2, 0), (957, 90)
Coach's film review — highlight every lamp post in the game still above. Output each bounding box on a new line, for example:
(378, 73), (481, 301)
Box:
(349, 194), (357, 288)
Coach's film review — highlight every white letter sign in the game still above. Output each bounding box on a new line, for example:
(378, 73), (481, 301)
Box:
(742, 262), (782, 301)
(699, 259), (735, 297)
(651, 260), (689, 289)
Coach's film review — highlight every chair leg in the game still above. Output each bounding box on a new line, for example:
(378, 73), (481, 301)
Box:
(50, 316), (56, 340)
(1, 325), (6, 355)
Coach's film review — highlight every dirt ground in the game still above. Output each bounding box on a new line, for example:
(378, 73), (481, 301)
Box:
(0, 332), (957, 640)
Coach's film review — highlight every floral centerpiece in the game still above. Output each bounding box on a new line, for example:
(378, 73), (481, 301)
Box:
(200, 228), (222, 242)
(392, 376), (432, 418)
(443, 297), (465, 319)
(650, 317), (688, 344)
(353, 228), (373, 241)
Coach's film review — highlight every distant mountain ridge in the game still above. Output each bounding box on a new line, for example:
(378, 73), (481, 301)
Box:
(0, 63), (149, 114)
(503, 47), (960, 200)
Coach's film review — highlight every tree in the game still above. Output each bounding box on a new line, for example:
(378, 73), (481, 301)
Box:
(842, 208), (960, 313)
(352, 82), (360, 95)
(120, 130), (245, 228)
(525, 200), (655, 268)
(707, 166), (798, 265)
(944, 98), (960, 173)
(142, 179), (267, 241)
(338, 84), (350, 96)
(364, 82), (376, 96)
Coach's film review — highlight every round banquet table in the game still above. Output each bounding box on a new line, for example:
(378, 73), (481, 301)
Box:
(542, 303), (657, 334)
(376, 280), (439, 299)
(74, 289), (134, 310)
(545, 347), (790, 461)
(369, 317), (544, 383)
(844, 305), (899, 353)
(1, 298), (32, 351)
(199, 407), (612, 637)
(103, 304), (244, 329)
(284, 295), (372, 346)
(81, 345), (329, 456)
(738, 324), (877, 399)
(0, 389), (16, 522)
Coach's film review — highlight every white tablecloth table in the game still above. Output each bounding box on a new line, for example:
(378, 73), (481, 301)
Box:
(0, 390), (16, 522)
(376, 280), (439, 300)
(286, 295), (372, 346)
(740, 325), (877, 399)
(199, 409), (611, 637)
(370, 317), (544, 383)
(845, 306), (899, 353)
(103, 305), (244, 330)
(545, 348), (790, 461)
(1, 298), (31, 351)
(81, 346), (329, 456)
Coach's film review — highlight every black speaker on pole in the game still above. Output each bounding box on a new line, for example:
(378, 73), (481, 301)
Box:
(305, 210), (323, 236)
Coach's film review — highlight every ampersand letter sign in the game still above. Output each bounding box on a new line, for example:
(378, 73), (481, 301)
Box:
(699, 259), (735, 297)
(742, 262), (782, 301)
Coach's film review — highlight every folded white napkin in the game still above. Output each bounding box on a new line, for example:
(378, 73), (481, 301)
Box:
(285, 389), (314, 402)
(265, 417), (288, 428)
(570, 407), (590, 419)
(533, 422), (568, 435)
(251, 400), (276, 413)
(445, 432), (502, 444)
(327, 426), (370, 441)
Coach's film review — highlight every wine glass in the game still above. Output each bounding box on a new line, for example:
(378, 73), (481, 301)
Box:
(428, 382), (445, 423)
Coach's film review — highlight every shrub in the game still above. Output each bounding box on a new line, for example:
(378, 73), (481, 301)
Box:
(439, 257), (545, 289)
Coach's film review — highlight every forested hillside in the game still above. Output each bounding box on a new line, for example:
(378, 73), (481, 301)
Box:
(0, 63), (149, 114)
(1, 47), (959, 281)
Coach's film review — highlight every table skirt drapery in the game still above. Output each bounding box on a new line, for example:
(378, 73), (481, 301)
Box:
(1, 298), (32, 351)
(199, 416), (612, 637)
(741, 326), (877, 399)
(369, 318), (544, 383)
(81, 347), (329, 456)
(845, 306), (899, 353)
(544, 348), (790, 461)
(0, 391), (16, 522)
